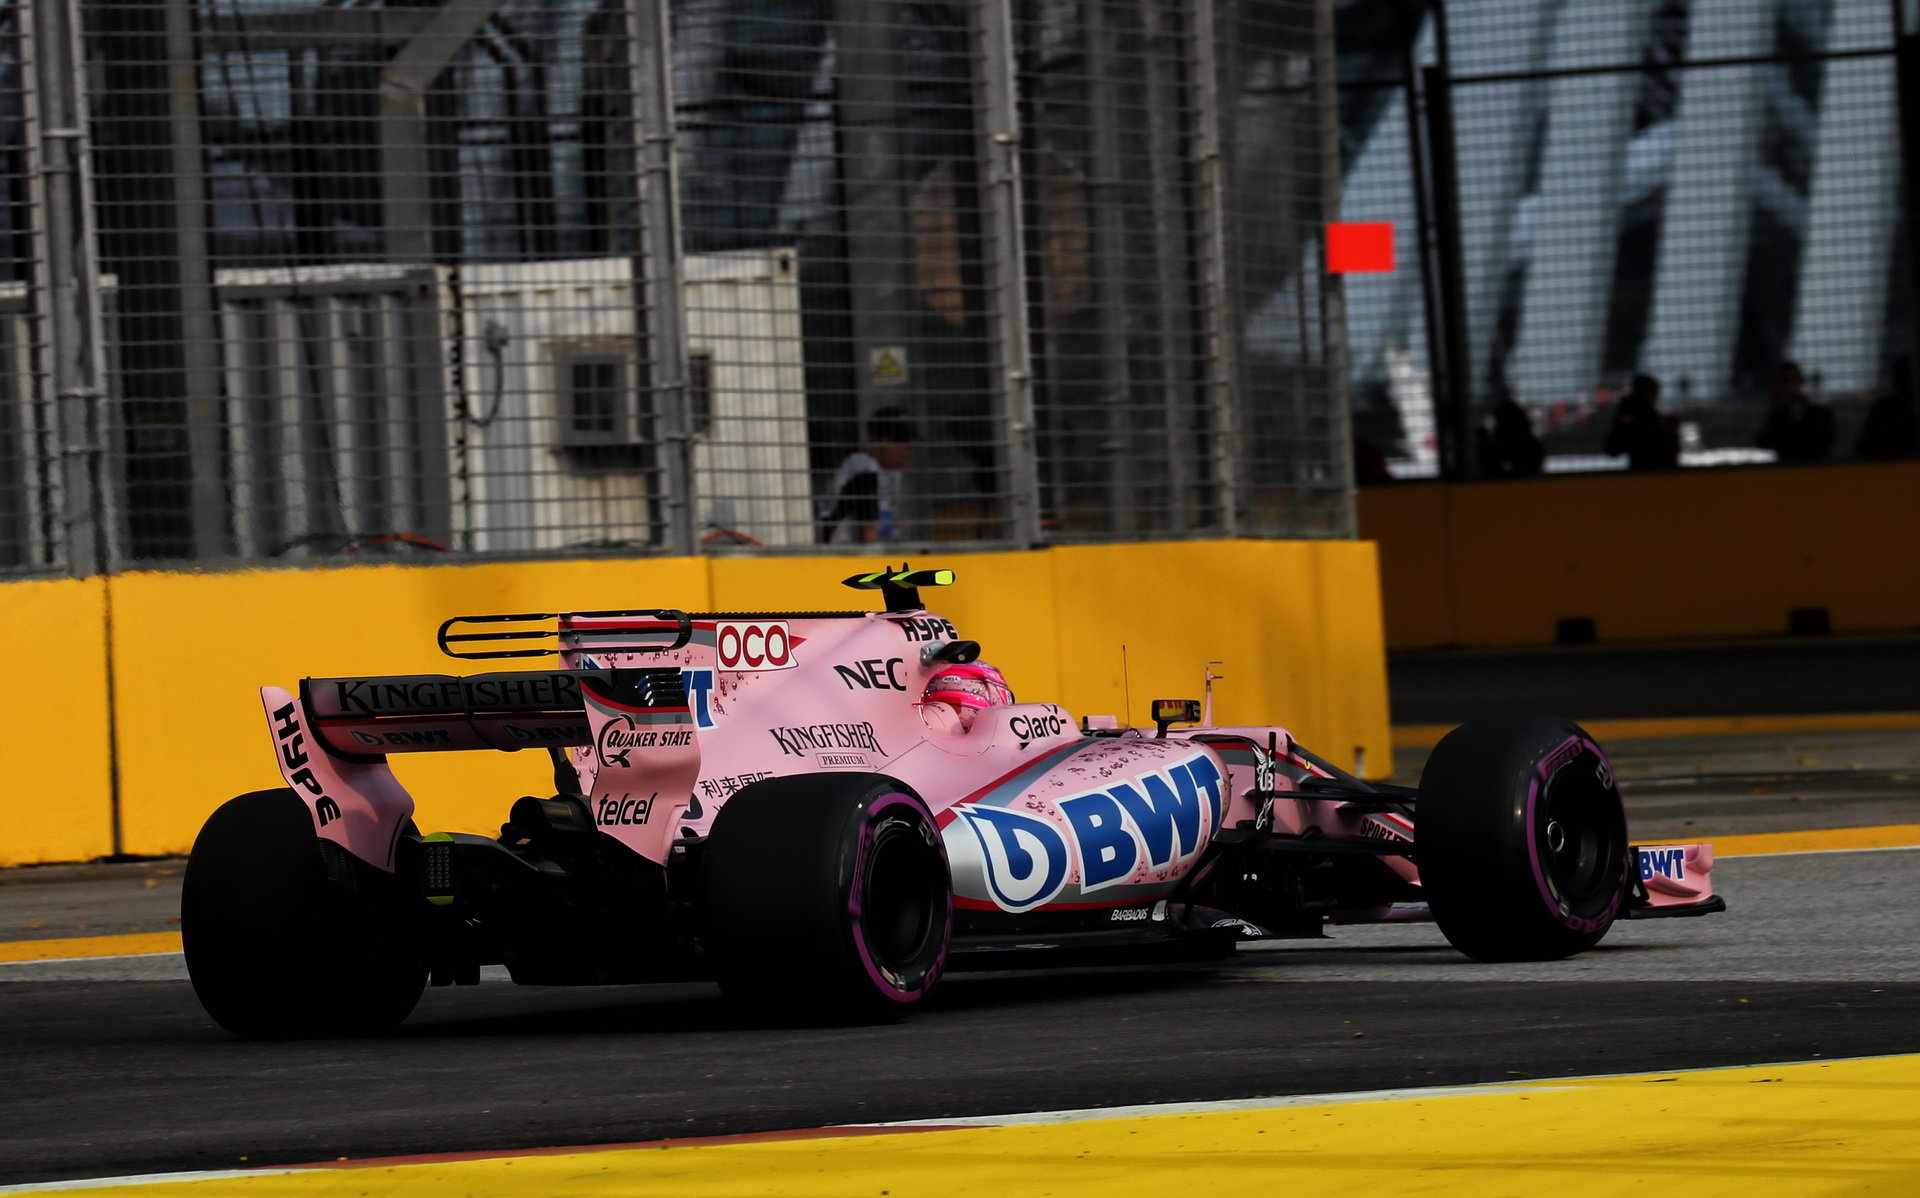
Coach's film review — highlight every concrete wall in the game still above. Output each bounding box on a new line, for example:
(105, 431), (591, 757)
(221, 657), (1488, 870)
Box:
(4, 579), (116, 864)
(1359, 462), (1920, 649)
(0, 541), (1389, 867)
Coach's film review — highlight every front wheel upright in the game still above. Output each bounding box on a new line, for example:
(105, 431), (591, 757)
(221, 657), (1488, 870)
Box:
(1415, 717), (1630, 962)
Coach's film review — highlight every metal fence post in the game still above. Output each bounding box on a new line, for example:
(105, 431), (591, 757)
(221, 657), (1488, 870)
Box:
(836, 0), (920, 503)
(1311, 0), (1357, 536)
(630, 0), (696, 556)
(28, 0), (111, 577)
(1416, 2), (1473, 481)
(1143, 0), (1196, 534)
(379, 0), (503, 265)
(1191, 0), (1244, 537)
(1898, 9), (1920, 406)
(164, 0), (234, 562)
(1085, 0), (1137, 537)
(977, 0), (1042, 547)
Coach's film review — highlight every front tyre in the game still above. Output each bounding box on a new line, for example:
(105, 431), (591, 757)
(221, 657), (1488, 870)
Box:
(702, 775), (951, 1023)
(182, 789), (426, 1037)
(1416, 718), (1629, 962)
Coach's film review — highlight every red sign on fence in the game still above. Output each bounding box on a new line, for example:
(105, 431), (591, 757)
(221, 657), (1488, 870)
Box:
(1326, 223), (1395, 274)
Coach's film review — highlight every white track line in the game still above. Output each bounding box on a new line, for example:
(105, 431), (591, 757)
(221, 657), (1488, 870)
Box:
(0, 1168), (323, 1194)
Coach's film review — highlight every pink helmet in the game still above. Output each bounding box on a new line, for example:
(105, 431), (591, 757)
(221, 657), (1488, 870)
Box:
(921, 662), (1014, 725)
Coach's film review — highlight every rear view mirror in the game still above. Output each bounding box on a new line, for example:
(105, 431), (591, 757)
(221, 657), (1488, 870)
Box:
(1151, 698), (1203, 737)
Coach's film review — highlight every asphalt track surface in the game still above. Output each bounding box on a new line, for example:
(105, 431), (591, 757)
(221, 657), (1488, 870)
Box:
(1386, 635), (1920, 725)
(1, 722), (1917, 1189)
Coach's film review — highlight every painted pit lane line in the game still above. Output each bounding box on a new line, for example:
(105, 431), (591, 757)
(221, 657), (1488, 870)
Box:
(1700, 823), (1920, 857)
(1, 1054), (1916, 1196)
(1, 823), (1915, 967)
(0, 934), (182, 965)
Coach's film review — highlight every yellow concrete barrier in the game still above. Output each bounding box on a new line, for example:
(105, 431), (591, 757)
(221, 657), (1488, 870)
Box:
(0, 577), (115, 867)
(1359, 461), (1920, 649)
(2, 542), (1388, 865)
(105, 557), (712, 859)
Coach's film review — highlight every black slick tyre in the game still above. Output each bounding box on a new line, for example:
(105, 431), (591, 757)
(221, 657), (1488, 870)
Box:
(181, 789), (426, 1037)
(1415, 717), (1630, 962)
(701, 774), (951, 1023)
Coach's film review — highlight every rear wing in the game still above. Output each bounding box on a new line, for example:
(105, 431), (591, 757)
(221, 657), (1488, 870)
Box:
(282, 607), (696, 757)
(264, 666), (699, 871)
(298, 668), (684, 757)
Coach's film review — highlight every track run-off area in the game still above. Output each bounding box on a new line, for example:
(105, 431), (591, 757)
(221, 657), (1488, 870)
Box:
(4, 723), (1918, 1196)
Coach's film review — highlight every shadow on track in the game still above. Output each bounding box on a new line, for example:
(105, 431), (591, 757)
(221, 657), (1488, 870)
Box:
(373, 963), (1237, 1038)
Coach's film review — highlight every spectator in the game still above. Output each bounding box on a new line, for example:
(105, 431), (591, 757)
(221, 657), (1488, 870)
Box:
(1477, 399), (1545, 477)
(1856, 357), (1917, 460)
(820, 408), (914, 543)
(1755, 361), (1835, 463)
(1604, 374), (1680, 470)
(1353, 435), (1394, 484)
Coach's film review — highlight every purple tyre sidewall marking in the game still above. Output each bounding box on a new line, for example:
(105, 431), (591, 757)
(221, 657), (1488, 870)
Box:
(845, 791), (952, 1003)
(1524, 735), (1622, 935)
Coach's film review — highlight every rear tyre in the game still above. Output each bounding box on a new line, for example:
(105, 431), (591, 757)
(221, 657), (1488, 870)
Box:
(1415, 717), (1629, 962)
(182, 789), (426, 1037)
(702, 774), (951, 1023)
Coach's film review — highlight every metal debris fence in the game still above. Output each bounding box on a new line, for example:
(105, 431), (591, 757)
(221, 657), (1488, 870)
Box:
(1, 0), (1348, 577)
(1339, 0), (1916, 479)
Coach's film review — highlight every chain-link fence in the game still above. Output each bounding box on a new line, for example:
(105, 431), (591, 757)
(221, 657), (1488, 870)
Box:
(1340, 0), (1916, 480)
(2, 0), (1347, 578)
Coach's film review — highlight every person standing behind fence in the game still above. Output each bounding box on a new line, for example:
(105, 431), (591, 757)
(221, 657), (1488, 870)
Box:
(1479, 398), (1545, 476)
(820, 408), (914, 544)
(1604, 374), (1680, 470)
(1755, 361), (1834, 463)
(1856, 357), (1917, 460)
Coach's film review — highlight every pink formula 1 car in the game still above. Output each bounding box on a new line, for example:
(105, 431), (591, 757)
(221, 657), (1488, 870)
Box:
(182, 569), (1724, 1035)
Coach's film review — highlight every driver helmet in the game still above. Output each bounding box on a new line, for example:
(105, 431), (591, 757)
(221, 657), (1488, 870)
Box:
(921, 662), (1015, 728)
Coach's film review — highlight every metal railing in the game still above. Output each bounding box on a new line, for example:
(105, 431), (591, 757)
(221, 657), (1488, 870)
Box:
(1, 0), (1348, 577)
